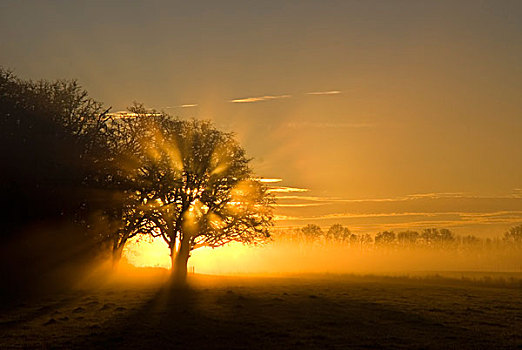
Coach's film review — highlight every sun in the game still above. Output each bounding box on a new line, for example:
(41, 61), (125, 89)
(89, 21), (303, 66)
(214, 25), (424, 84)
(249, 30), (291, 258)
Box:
(123, 236), (171, 269)
(123, 235), (263, 275)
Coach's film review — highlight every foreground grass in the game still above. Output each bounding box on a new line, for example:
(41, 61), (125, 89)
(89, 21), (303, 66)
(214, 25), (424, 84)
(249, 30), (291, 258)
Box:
(1, 273), (521, 349)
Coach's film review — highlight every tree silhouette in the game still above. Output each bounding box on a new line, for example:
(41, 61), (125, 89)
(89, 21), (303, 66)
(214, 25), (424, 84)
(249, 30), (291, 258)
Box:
(460, 235), (481, 249)
(0, 68), (116, 293)
(503, 224), (522, 245)
(421, 228), (455, 246)
(326, 224), (351, 243)
(374, 231), (396, 246)
(300, 224), (324, 243)
(359, 233), (373, 247)
(0, 68), (112, 231)
(91, 104), (161, 266)
(349, 233), (359, 246)
(397, 231), (420, 246)
(113, 109), (273, 282)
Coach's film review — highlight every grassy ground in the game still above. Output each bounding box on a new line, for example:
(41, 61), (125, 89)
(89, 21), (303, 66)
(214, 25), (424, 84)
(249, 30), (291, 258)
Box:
(1, 272), (521, 349)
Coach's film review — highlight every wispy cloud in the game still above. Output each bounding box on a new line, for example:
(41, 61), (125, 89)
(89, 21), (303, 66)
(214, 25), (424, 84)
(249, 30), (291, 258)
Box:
(274, 192), (476, 203)
(274, 211), (522, 221)
(306, 90), (341, 95)
(162, 104), (198, 109)
(107, 111), (162, 118)
(273, 211), (522, 229)
(274, 195), (338, 201)
(230, 94), (291, 103)
(274, 191), (522, 205)
(272, 188), (522, 234)
(404, 192), (467, 200)
(267, 186), (309, 194)
(275, 203), (328, 208)
(257, 178), (283, 183)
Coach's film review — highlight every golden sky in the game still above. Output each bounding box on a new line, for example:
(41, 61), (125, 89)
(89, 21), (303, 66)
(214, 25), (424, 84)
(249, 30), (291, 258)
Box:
(2, 1), (521, 236)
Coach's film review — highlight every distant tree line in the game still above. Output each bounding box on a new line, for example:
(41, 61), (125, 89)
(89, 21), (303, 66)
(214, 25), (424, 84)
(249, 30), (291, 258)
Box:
(274, 223), (522, 249)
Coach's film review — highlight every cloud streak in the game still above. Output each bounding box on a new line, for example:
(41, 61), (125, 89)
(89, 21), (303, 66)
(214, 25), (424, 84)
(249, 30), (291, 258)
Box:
(135, 88), (343, 110)
(275, 203), (329, 208)
(274, 192), (522, 203)
(275, 210), (522, 221)
(162, 104), (198, 109)
(272, 188), (522, 234)
(257, 178), (283, 183)
(306, 90), (341, 95)
(107, 111), (162, 118)
(273, 211), (522, 233)
(228, 89), (341, 104)
(267, 186), (309, 194)
(229, 94), (291, 103)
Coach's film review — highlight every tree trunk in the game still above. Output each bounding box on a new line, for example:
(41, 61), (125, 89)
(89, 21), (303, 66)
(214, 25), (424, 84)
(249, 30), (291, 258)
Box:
(170, 244), (176, 275)
(171, 236), (190, 285)
(111, 237), (125, 269)
(112, 244), (124, 268)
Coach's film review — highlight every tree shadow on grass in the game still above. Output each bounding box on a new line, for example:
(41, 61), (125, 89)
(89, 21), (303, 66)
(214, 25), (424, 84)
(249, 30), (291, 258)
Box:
(66, 282), (507, 350)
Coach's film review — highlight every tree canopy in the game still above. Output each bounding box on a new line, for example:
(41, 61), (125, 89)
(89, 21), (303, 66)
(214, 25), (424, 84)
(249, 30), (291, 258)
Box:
(0, 67), (116, 233)
(107, 105), (273, 282)
(0, 68), (117, 294)
(503, 224), (522, 245)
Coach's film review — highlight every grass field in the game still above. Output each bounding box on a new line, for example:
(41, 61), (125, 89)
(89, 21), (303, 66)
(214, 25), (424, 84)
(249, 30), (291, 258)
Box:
(1, 272), (521, 349)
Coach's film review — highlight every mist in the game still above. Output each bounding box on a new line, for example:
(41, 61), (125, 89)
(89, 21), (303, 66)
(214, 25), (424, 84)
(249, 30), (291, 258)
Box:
(191, 242), (521, 277)
(121, 230), (522, 280)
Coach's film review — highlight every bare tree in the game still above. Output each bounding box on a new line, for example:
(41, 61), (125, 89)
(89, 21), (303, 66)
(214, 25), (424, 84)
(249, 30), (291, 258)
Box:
(397, 231), (420, 246)
(358, 233), (373, 247)
(374, 231), (396, 246)
(326, 224), (351, 243)
(114, 110), (273, 283)
(503, 224), (522, 246)
(300, 224), (324, 243)
(421, 228), (455, 246)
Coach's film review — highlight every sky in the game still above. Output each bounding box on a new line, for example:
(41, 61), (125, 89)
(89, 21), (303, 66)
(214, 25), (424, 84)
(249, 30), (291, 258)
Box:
(1, 0), (521, 236)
